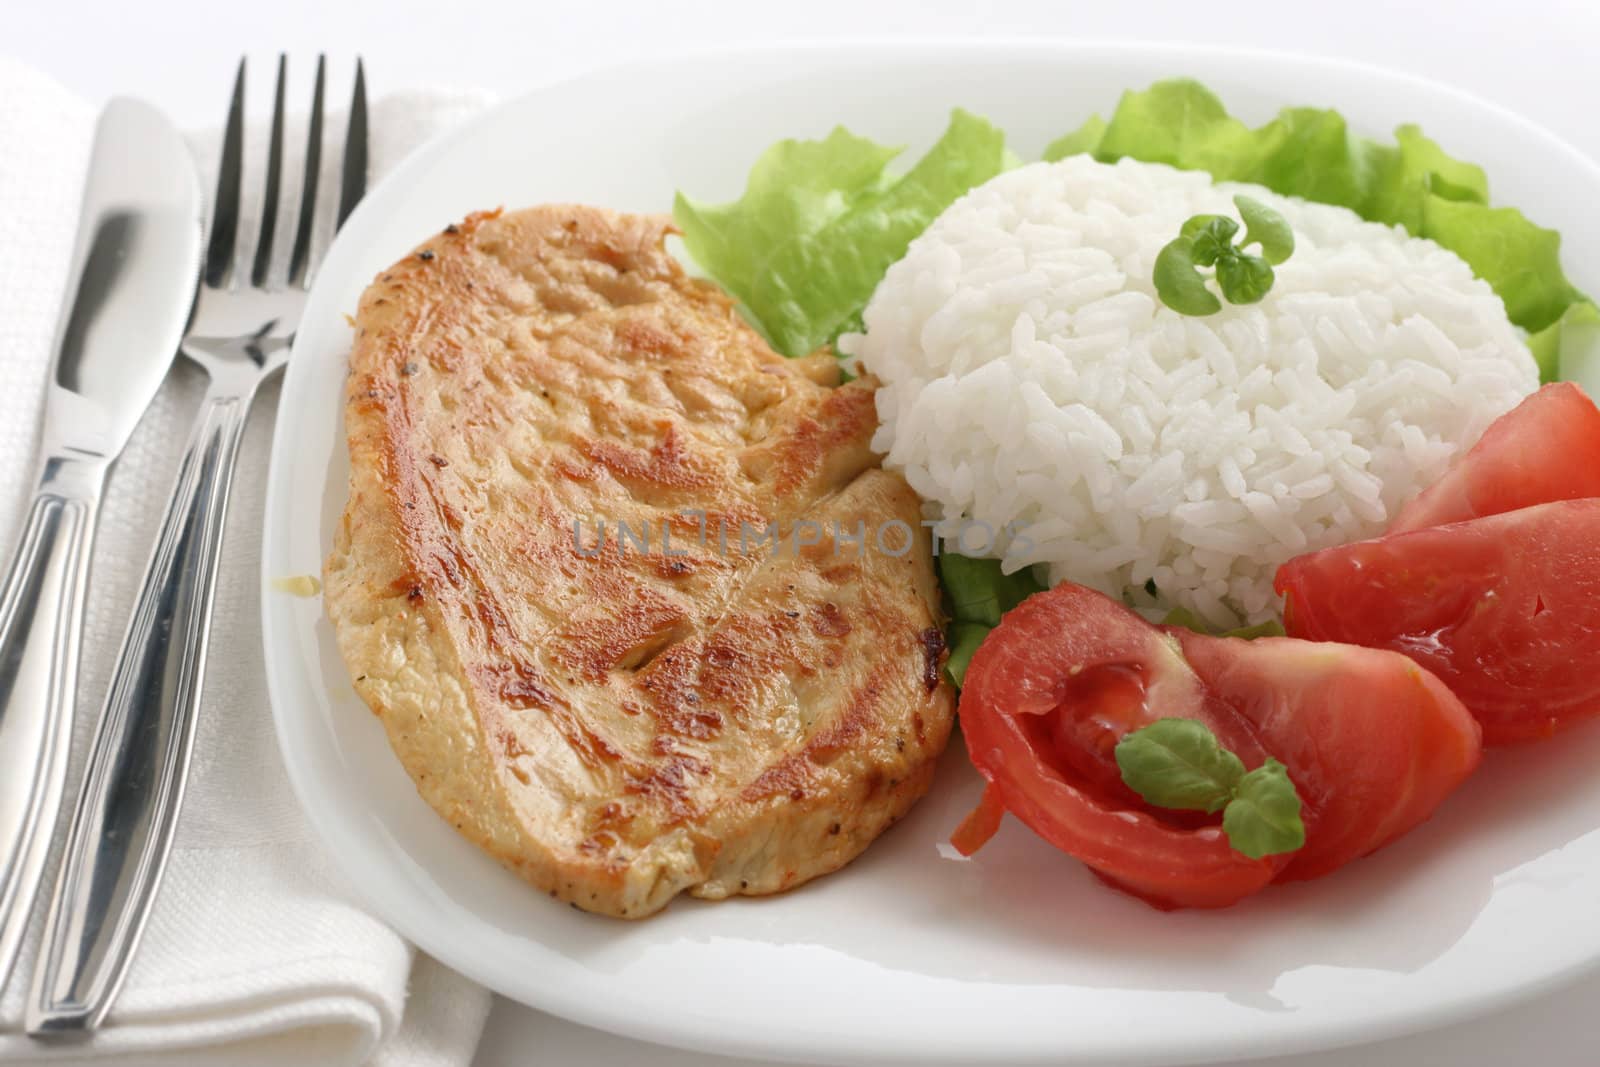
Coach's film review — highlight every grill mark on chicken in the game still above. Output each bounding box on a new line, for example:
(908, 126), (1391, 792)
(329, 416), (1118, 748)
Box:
(580, 422), (720, 491)
(326, 204), (955, 918)
(920, 627), (947, 692)
(742, 668), (891, 801)
(554, 573), (690, 680)
(476, 661), (557, 710)
(362, 334), (638, 776)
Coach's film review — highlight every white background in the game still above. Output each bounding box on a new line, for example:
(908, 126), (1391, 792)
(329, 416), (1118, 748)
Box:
(12, 1), (1600, 1064)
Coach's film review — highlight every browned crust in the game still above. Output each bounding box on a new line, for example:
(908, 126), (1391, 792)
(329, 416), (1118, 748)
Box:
(325, 205), (954, 917)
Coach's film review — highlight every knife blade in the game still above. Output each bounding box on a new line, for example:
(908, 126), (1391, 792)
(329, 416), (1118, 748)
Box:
(0, 97), (204, 991)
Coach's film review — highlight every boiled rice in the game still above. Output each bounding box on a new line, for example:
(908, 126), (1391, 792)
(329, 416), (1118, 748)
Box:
(839, 156), (1538, 627)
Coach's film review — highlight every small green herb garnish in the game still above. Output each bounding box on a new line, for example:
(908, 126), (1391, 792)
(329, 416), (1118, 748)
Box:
(1223, 758), (1306, 860)
(1113, 718), (1243, 813)
(1114, 718), (1306, 859)
(1154, 194), (1295, 315)
(1236, 195), (1295, 265)
(1154, 239), (1222, 315)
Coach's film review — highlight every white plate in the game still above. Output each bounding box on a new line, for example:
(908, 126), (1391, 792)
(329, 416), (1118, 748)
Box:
(262, 41), (1600, 1067)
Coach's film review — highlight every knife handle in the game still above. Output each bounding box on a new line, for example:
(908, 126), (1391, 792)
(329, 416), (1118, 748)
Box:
(0, 456), (106, 993)
(27, 386), (251, 1033)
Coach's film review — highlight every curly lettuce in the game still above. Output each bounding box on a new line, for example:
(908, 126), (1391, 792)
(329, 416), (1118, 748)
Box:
(674, 110), (1006, 358)
(676, 80), (1591, 687)
(938, 554), (1047, 686)
(1048, 78), (1588, 353)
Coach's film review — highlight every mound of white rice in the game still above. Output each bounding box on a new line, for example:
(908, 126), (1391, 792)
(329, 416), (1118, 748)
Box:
(839, 156), (1538, 627)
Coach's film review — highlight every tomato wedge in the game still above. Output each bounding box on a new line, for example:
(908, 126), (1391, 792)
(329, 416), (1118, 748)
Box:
(1278, 499), (1600, 744)
(956, 584), (1480, 908)
(1390, 383), (1600, 533)
(1171, 630), (1480, 881)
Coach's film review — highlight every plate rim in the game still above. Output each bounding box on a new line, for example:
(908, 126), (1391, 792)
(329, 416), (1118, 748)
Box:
(261, 38), (1600, 1066)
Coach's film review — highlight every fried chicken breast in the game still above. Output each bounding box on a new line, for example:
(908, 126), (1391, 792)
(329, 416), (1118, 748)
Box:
(325, 206), (955, 918)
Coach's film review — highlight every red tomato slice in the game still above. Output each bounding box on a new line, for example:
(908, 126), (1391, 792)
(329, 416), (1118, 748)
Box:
(1172, 631), (1480, 880)
(951, 785), (1007, 855)
(956, 584), (1280, 909)
(1278, 499), (1600, 744)
(1390, 383), (1600, 533)
(956, 583), (1479, 908)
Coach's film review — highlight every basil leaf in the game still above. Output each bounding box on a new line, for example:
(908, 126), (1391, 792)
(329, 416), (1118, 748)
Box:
(1222, 758), (1306, 859)
(1161, 205), (1286, 315)
(1178, 216), (1214, 241)
(1115, 718), (1246, 814)
(1182, 215), (1238, 266)
(1048, 78), (1589, 355)
(1118, 721), (1307, 860)
(1154, 240), (1221, 316)
(1234, 195), (1295, 265)
(1215, 253), (1275, 305)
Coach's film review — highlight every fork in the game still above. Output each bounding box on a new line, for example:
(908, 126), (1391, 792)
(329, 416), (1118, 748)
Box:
(25, 55), (369, 1034)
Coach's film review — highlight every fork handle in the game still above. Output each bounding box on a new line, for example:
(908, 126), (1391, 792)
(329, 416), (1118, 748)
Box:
(27, 384), (254, 1033)
(0, 457), (107, 994)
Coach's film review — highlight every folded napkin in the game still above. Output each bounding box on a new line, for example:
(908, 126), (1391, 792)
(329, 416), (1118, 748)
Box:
(0, 58), (496, 1066)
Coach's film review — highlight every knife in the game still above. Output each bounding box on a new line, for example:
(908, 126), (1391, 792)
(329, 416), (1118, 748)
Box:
(0, 99), (204, 992)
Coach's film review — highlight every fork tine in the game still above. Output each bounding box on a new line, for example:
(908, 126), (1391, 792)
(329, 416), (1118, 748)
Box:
(335, 58), (368, 233)
(286, 54), (326, 288)
(203, 58), (245, 288)
(250, 54), (288, 287)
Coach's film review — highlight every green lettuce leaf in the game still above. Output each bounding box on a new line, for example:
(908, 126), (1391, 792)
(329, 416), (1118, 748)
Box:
(1224, 618), (1289, 641)
(678, 81), (1589, 660)
(1065, 79), (1586, 368)
(1367, 124), (1489, 231)
(1042, 114), (1107, 161)
(672, 128), (896, 316)
(1093, 79), (1273, 179)
(1541, 300), (1600, 391)
(674, 110), (1005, 357)
(1160, 606), (1286, 640)
(1419, 197), (1583, 334)
(1254, 107), (1380, 210)
(938, 553), (1047, 686)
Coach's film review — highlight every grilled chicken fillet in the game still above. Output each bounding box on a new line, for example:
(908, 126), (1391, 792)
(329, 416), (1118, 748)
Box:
(325, 205), (955, 918)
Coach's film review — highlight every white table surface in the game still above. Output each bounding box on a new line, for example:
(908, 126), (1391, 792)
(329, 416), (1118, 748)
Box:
(13, 1), (1600, 1064)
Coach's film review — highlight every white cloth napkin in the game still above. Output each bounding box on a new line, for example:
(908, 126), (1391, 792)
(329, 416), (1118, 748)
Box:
(0, 58), (497, 1066)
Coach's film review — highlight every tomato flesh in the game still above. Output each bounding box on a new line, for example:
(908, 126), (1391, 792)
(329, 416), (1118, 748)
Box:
(957, 583), (1480, 907)
(1173, 631), (1480, 879)
(1278, 499), (1600, 744)
(957, 584), (1279, 909)
(1391, 383), (1600, 533)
